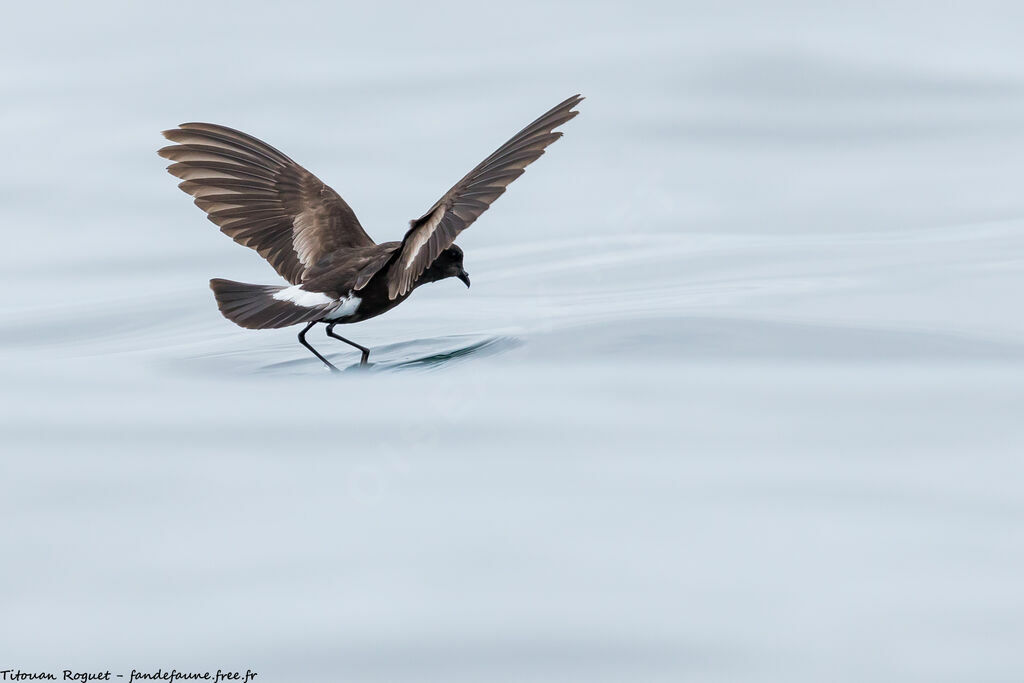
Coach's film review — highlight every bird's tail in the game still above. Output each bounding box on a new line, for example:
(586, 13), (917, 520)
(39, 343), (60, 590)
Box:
(209, 279), (326, 329)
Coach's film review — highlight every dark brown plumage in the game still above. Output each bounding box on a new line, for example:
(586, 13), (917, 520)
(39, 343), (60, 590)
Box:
(159, 94), (583, 370)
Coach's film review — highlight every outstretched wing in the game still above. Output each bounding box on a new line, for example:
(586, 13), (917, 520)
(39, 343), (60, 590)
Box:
(383, 94), (583, 299)
(159, 123), (374, 285)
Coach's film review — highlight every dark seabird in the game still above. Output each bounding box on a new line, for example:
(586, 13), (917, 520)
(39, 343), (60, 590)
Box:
(159, 94), (583, 370)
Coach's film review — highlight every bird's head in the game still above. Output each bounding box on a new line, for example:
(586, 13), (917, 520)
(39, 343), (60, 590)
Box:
(428, 245), (470, 288)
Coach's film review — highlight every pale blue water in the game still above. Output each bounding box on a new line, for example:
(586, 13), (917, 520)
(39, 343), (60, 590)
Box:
(2, 1), (1024, 681)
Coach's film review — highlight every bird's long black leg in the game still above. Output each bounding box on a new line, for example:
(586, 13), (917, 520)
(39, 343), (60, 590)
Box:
(326, 323), (371, 366)
(298, 321), (339, 372)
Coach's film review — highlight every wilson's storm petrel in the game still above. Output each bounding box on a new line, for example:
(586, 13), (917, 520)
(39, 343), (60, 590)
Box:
(159, 94), (582, 370)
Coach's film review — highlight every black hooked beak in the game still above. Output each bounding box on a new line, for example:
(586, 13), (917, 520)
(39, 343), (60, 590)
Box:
(457, 269), (471, 288)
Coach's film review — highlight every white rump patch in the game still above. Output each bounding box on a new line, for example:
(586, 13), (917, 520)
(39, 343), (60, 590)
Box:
(325, 294), (362, 320)
(273, 285), (334, 308)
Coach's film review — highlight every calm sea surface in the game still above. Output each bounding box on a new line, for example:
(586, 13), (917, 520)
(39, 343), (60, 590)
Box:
(2, 2), (1023, 680)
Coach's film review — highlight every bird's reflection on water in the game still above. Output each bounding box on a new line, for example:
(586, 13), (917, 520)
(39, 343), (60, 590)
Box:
(259, 334), (521, 374)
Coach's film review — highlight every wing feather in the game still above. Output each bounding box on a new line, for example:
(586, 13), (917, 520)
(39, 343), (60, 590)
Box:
(384, 94), (582, 299)
(159, 123), (374, 285)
